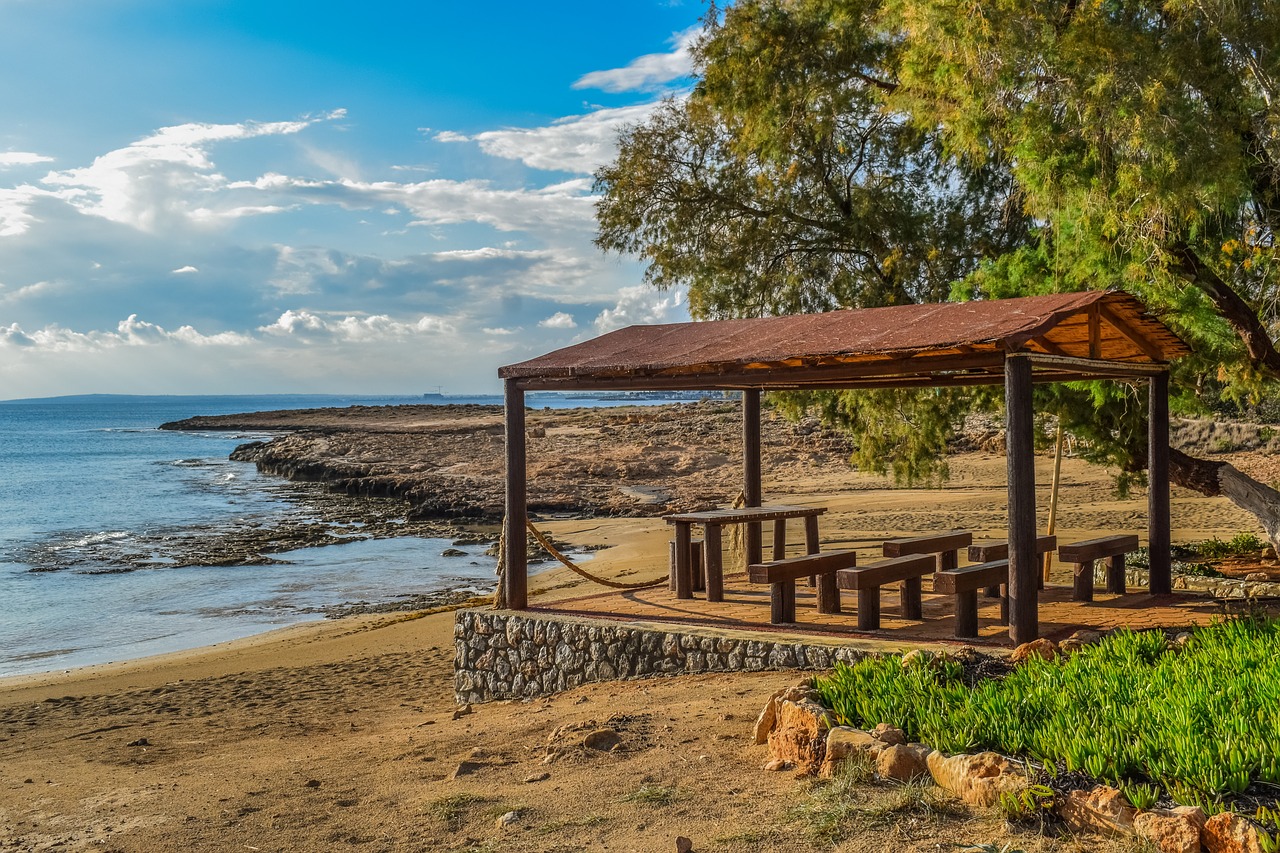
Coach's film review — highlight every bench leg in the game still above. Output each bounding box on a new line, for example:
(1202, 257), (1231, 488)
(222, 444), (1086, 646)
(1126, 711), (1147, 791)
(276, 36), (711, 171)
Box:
(857, 588), (881, 631)
(804, 515), (820, 587)
(984, 584), (1001, 599)
(900, 576), (922, 620)
(817, 573), (841, 615)
(1107, 554), (1126, 594)
(674, 523), (692, 599)
(771, 580), (796, 624)
(998, 584), (1009, 626)
(1072, 560), (1094, 602)
(705, 525), (723, 603)
(954, 590), (979, 638)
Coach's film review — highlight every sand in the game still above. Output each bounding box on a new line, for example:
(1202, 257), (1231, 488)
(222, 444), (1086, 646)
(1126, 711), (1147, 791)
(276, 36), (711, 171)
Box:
(0, 435), (1262, 851)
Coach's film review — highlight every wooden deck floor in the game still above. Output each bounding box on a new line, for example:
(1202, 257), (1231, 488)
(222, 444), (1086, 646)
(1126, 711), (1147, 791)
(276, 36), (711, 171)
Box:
(534, 571), (1227, 649)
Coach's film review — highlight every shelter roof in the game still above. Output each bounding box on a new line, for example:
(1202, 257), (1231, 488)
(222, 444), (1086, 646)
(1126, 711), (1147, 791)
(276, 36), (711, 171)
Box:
(500, 291), (1189, 391)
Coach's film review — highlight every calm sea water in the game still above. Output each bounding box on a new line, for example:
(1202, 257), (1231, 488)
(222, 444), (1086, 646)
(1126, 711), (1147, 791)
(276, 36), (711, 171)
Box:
(0, 393), (655, 677)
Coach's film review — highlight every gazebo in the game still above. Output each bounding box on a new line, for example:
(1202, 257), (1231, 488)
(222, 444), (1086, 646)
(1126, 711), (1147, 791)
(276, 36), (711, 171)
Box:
(496, 290), (1190, 644)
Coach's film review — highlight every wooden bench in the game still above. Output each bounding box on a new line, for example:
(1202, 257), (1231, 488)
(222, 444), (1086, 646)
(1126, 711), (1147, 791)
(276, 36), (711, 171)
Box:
(748, 550), (851, 624)
(934, 560), (1009, 638)
(835, 554), (936, 631)
(1058, 535), (1140, 601)
(968, 535), (1058, 596)
(884, 530), (973, 571)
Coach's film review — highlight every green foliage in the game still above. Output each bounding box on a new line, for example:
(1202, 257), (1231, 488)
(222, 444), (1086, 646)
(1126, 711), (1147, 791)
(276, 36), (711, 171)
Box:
(815, 618), (1280, 802)
(594, 0), (1280, 505)
(1119, 782), (1160, 810)
(620, 784), (684, 806)
(1193, 533), (1268, 559)
(996, 784), (1054, 824)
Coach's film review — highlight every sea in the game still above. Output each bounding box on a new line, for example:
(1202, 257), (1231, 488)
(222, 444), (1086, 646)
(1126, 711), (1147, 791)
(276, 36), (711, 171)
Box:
(0, 392), (677, 678)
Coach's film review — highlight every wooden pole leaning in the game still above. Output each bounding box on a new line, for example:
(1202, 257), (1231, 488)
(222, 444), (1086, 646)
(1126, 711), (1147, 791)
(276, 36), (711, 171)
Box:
(1148, 371), (1172, 595)
(1005, 355), (1038, 643)
(743, 389), (763, 567)
(503, 379), (528, 610)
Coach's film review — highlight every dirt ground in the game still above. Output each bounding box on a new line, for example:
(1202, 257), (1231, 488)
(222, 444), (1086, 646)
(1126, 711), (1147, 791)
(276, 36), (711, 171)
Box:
(2, 404), (1269, 852)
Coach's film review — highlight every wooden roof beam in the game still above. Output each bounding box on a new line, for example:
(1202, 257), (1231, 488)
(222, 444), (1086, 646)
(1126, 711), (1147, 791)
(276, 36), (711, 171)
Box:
(1096, 301), (1167, 361)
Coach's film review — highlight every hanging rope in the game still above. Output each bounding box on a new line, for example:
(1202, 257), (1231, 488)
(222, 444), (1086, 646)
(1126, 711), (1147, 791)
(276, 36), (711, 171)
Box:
(492, 528), (508, 609)
(524, 519), (666, 590)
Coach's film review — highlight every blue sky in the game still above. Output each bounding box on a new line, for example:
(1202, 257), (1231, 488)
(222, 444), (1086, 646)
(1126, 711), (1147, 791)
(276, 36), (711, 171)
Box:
(0, 0), (701, 398)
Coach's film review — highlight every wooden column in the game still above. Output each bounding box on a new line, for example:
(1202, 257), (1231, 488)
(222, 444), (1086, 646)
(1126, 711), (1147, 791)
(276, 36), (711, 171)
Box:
(1005, 355), (1038, 642)
(743, 389), (763, 566)
(503, 379), (528, 610)
(1148, 371), (1172, 595)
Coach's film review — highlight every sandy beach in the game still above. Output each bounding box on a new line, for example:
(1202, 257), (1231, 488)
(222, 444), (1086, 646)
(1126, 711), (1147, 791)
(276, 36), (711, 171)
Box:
(1, 403), (1265, 851)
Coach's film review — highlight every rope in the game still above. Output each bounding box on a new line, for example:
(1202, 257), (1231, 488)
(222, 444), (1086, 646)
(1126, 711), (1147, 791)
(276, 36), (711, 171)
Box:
(492, 529), (508, 609)
(524, 519), (666, 590)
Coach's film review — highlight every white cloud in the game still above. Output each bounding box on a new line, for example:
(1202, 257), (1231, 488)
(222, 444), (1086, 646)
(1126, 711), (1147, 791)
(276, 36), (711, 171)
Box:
(28, 113), (341, 233)
(464, 104), (658, 174)
(594, 285), (687, 333)
(538, 311), (577, 329)
(483, 327), (516, 335)
(573, 26), (698, 93)
(0, 315), (254, 352)
(0, 152), (53, 168)
(171, 265), (198, 274)
(259, 309), (454, 342)
(433, 130), (469, 143)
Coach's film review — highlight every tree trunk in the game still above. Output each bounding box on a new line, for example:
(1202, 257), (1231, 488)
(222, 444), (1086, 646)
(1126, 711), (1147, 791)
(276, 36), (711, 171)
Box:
(1169, 448), (1280, 549)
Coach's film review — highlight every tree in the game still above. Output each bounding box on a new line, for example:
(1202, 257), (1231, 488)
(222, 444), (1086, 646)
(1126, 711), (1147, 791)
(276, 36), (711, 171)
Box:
(595, 0), (1280, 543)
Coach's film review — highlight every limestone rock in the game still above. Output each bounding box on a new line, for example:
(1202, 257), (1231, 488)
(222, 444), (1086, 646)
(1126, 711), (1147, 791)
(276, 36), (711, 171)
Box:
(495, 810), (520, 828)
(766, 698), (834, 774)
(818, 727), (884, 778)
(900, 649), (933, 669)
(1010, 638), (1058, 664)
(871, 723), (907, 745)
(1245, 572), (1270, 582)
(926, 751), (1027, 807)
(875, 743), (931, 782)
(1056, 786), (1136, 837)
(1060, 629), (1104, 654)
(450, 760), (486, 780)
(583, 728), (622, 751)
(762, 758), (791, 771)
(753, 688), (785, 745)
(1203, 812), (1264, 853)
(1134, 808), (1204, 853)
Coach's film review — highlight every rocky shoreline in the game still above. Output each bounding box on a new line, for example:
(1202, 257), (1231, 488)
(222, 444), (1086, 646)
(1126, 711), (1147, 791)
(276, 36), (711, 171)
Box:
(162, 401), (859, 522)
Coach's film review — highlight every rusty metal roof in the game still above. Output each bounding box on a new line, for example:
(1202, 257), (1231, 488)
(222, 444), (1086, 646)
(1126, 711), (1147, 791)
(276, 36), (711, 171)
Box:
(500, 291), (1189, 390)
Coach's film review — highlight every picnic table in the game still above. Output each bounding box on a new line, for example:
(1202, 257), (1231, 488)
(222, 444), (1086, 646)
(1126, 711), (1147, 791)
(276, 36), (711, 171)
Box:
(664, 505), (827, 602)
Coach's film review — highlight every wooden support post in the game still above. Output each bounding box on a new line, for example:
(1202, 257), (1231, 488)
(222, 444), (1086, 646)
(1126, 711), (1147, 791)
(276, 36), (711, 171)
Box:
(1005, 355), (1038, 643)
(773, 518), (787, 560)
(804, 514), (819, 588)
(705, 524), (724, 602)
(743, 389), (763, 566)
(503, 380), (528, 610)
(1149, 372), (1172, 595)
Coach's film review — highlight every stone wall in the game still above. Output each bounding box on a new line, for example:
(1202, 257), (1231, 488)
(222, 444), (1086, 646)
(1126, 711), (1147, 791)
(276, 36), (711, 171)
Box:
(453, 608), (870, 704)
(1091, 566), (1280, 599)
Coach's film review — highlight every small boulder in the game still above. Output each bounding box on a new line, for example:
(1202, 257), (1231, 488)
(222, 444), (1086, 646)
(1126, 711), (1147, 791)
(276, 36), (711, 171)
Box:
(871, 723), (907, 746)
(583, 728), (622, 751)
(675, 836), (694, 853)
(766, 698), (834, 774)
(762, 758), (791, 772)
(1134, 807), (1204, 853)
(875, 744), (931, 782)
(1056, 786), (1136, 837)
(495, 810), (520, 828)
(753, 689), (785, 745)
(1203, 811), (1264, 853)
(818, 727), (884, 778)
(927, 751), (1027, 807)
(450, 760), (486, 780)
(441, 548), (468, 557)
(900, 649), (933, 669)
(1010, 637), (1058, 664)
(1244, 571), (1270, 582)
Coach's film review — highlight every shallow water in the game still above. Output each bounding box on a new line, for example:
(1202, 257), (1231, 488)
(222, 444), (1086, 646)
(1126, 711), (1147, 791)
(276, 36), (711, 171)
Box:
(0, 393), (638, 677)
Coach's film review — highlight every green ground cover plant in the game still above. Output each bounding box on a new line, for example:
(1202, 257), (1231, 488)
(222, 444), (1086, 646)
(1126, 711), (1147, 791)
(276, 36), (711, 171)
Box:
(815, 617), (1280, 809)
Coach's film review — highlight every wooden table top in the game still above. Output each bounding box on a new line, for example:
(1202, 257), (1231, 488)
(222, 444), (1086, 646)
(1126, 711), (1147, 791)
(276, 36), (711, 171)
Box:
(664, 505), (827, 524)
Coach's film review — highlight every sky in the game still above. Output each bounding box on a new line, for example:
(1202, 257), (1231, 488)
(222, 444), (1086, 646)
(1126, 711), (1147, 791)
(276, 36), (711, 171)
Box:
(0, 0), (702, 399)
